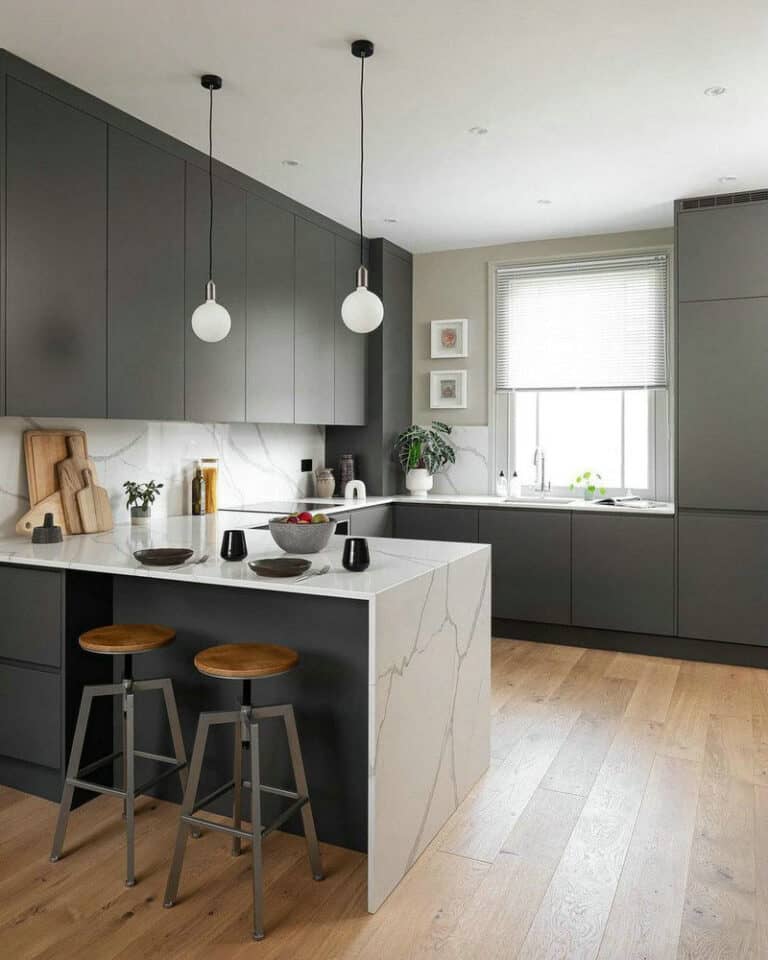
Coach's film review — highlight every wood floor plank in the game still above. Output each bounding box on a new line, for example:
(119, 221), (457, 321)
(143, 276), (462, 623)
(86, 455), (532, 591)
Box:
(658, 661), (717, 764)
(752, 716), (768, 786)
(597, 755), (701, 960)
(516, 717), (662, 960)
(677, 715), (757, 960)
(623, 657), (681, 723)
(755, 786), (768, 960)
(699, 664), (756, 720)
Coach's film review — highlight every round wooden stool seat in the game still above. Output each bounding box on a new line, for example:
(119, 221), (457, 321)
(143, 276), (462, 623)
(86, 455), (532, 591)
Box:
(194, 643), (299, 680)
(79, 623), (176, 655)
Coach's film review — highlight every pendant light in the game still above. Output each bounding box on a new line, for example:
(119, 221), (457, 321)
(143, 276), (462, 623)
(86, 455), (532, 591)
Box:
(341, 40), (384, 334)
(191, 74), (231, 343)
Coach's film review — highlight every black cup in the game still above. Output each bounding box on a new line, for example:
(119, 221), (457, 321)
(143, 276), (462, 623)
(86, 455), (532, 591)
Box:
(342, 537), (370, 572)
(220, 529), (248, 561)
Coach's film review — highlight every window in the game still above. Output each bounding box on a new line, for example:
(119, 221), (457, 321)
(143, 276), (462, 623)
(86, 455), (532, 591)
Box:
(493, 251), (671, 498)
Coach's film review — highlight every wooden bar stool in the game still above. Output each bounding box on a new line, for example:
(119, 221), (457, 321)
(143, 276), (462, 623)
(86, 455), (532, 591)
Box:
(163, 642), (323, 941)
(50, 624), (189, 887)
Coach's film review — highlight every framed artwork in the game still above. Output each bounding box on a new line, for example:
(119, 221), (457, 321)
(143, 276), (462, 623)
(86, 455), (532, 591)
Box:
(430, 370), (468, 409)
(431, 319), (469, 358)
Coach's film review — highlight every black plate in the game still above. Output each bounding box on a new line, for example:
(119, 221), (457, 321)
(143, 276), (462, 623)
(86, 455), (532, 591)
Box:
(248, 557), (312, 578)
(133, 548), (194, 567)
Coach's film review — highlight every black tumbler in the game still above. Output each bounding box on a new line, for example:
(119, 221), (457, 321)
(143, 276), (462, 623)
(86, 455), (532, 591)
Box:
(342, 537), (370, 572)
(220, 529), (248, 561)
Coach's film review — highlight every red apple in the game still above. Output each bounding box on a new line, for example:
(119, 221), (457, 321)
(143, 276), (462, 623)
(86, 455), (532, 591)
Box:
(286, 516), (299, 524)
(298, 511), (313, 523)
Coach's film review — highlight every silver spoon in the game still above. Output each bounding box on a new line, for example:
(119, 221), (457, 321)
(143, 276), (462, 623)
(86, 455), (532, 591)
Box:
(294, 564), (330, 582)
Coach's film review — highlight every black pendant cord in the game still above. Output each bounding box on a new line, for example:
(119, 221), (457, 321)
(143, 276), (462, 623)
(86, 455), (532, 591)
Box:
(208, 84), (214, 284)
(359, 53), (365, 267)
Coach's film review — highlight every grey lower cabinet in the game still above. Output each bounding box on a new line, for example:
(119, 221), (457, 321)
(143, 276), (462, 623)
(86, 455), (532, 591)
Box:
(678, 512), (768, 646)
(394, 505), (479, 543)
(295, 219), (335, 424)
(478, 509), (571, 625)
(185, 163), (247, 423)
(334, 236), (367, 425)
(5, 78), (107, 417)
(108, 128), (185, 420)
(572, 514), (674, 635)
(349, 505), (393, 538)
(678, 299), (768, 512)
(246, 196), (295, 422)
(677, 203), (768, 302)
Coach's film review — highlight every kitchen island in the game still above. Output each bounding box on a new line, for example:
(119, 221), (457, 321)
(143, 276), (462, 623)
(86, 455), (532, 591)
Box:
(0, 515), (490, 912)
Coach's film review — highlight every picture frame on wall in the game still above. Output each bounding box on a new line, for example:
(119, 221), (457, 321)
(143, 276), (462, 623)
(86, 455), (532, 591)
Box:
(430, 319), (469, 359)
(430, 370), (468, 409)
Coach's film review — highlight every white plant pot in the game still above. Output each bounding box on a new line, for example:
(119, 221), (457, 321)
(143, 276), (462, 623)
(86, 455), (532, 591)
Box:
(405, 468), (433, 497)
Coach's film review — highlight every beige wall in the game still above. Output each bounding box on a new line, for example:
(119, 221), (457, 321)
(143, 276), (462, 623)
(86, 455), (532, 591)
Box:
(412, 227), (674, 426)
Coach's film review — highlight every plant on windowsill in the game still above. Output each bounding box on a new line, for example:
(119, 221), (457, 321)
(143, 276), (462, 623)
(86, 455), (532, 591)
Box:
(394, 421), (456, 497)
(123, 480), (164, 526)
(569, 471), (606, 502)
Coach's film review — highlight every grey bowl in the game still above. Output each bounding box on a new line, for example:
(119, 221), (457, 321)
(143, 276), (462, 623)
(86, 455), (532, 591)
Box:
(268, 518), (337, 554)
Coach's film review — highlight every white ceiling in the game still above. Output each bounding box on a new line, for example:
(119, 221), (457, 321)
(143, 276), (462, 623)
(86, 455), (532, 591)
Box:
(2, 0), (767, 252)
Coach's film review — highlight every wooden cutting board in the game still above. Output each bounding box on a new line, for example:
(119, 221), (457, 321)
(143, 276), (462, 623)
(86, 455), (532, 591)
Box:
(76, 469), (113, 533)
(23, 429), (89, 506)
(56, 435), (98, 535)
(15, 491), (67, 536)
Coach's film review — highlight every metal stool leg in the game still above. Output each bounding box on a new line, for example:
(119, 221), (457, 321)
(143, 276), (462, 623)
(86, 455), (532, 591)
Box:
(232, 718), (243, 856)
(283, 705), (323, 881)
(164, 715), (210, 908)
(50, 686), (94, 862)
(161, 678), (189, 794)
(249, 719), (264, 941)
(124, 682), (136, 886)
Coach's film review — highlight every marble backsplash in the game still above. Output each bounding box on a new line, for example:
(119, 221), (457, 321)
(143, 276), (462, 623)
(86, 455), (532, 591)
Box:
(0, 417), (325, 537)
(430, 426), (490, 496)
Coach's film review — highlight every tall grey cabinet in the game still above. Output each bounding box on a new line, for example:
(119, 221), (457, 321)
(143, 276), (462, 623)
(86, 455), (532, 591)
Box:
(675, 192), (768, 646)
(334, 236), (367, 425)
(294, 219), (335, 424)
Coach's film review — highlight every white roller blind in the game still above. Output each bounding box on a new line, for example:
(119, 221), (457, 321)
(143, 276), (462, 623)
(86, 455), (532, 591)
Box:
(494, 253), (669, 391)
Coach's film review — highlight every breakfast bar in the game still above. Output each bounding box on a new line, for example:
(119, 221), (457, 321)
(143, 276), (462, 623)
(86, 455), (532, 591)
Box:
(0, 514), (491, 911)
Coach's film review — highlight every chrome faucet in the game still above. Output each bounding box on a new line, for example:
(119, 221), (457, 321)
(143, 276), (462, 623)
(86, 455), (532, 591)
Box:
(533, 447), (546, 493)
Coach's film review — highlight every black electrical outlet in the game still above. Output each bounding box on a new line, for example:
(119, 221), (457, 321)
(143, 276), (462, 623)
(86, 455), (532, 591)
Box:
(301, 458), (313, 472)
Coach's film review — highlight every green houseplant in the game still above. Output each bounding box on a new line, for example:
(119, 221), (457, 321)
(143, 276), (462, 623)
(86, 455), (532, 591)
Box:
(394, 421), (456, 496)
(569, 470), (606, 501)
(123, 480), (164, 525)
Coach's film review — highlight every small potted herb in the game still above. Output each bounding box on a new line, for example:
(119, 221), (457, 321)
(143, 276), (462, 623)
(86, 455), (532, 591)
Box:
(569, 470), (606, 501)
(394, 421), (456, 496)
(123, 480), (164, 525)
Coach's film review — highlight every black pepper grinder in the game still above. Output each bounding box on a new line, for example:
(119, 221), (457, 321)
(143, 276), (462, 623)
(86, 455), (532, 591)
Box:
(32, 512), (63, 544)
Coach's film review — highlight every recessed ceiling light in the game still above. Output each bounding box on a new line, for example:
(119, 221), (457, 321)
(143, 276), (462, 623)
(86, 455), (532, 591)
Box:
(537, 199), (552, 205)
(718, 175), (737, 183)
(384, 217), (398, 223)
(281, 159), (300, 167)
(468, 126), (488, 135)
(704, 85), (727, 97)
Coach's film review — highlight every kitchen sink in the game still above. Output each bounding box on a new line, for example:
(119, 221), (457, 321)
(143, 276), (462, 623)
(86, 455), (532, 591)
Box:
(503, 496), (577, 505)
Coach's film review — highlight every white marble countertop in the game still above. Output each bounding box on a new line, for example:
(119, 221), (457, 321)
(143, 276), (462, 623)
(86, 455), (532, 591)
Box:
(0, 514), (488, 602)
(226, 493), (676, 517)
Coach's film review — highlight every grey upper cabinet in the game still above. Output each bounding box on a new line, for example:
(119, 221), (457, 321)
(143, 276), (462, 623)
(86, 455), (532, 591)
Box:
(5, 79), (107, 417)
(678, 299), (768, 511)
(246, 197), (295, 423)
(108, 129), (185, 420)
(479, 509), (571, 624)
(334, 236), (367, 425)
(294, 219), (335, 424)
(349, 505), (392, 538)
(677, 203), (768, 302)
(678, 512), (768, 646)
(185, 163), (247, 423)
(572, 514), (674, 635)
(394, 505), (478, 543)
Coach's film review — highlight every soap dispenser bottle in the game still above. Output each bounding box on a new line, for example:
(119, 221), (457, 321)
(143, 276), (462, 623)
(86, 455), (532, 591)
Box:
(496, 470), (508, 498)
(508, 471), (522, 498)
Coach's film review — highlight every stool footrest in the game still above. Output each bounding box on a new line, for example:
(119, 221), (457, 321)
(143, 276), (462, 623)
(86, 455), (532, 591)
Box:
(135, 762), (187, 796)
(182, 795), (308, 842)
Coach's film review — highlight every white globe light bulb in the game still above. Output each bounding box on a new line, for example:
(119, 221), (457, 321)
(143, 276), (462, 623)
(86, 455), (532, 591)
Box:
(191, 282), (231, 343)
(342, 266), (384, 334)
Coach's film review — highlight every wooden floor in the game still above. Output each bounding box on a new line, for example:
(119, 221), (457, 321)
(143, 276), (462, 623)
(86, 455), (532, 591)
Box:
(2, 638), (767, 959)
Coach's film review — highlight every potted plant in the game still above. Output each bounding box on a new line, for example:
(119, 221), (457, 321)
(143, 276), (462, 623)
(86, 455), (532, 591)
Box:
(123, 480), (164, 525)
(569, 470), (606, 501)
(394, 421), (456, 497)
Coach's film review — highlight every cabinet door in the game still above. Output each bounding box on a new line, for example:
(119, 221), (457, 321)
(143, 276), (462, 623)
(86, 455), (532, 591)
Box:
(573, 515), (674, 635)
(185, 164), (246, 423)
(478, 509), (571, 624)
(678, 204), (768, 302)
(246, 197), (295, 423)
(350, 505), (392, 538)
(678, 299), (768, 511)
(0, 663), (61, 769)
(5, 79), (107, 417)
(295, 219), (334, 424)
(678, 512), (768, 645)
(108, 129), (185, 420)
(393, 505), (478, 543)
(0, 566), (62, 667)
(334, 236), (367, 425)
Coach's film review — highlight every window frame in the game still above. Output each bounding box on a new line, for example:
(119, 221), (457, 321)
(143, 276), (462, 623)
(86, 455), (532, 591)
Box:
(488, 245), (674, 500)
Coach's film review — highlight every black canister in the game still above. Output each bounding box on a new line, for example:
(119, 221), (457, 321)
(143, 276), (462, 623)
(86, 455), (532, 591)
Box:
(220, 529), (248, 561)
(342, 537), (370, 572)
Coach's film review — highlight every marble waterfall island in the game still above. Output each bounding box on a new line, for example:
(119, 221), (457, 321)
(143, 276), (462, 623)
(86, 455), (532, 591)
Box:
(0, 517), (491, 911)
